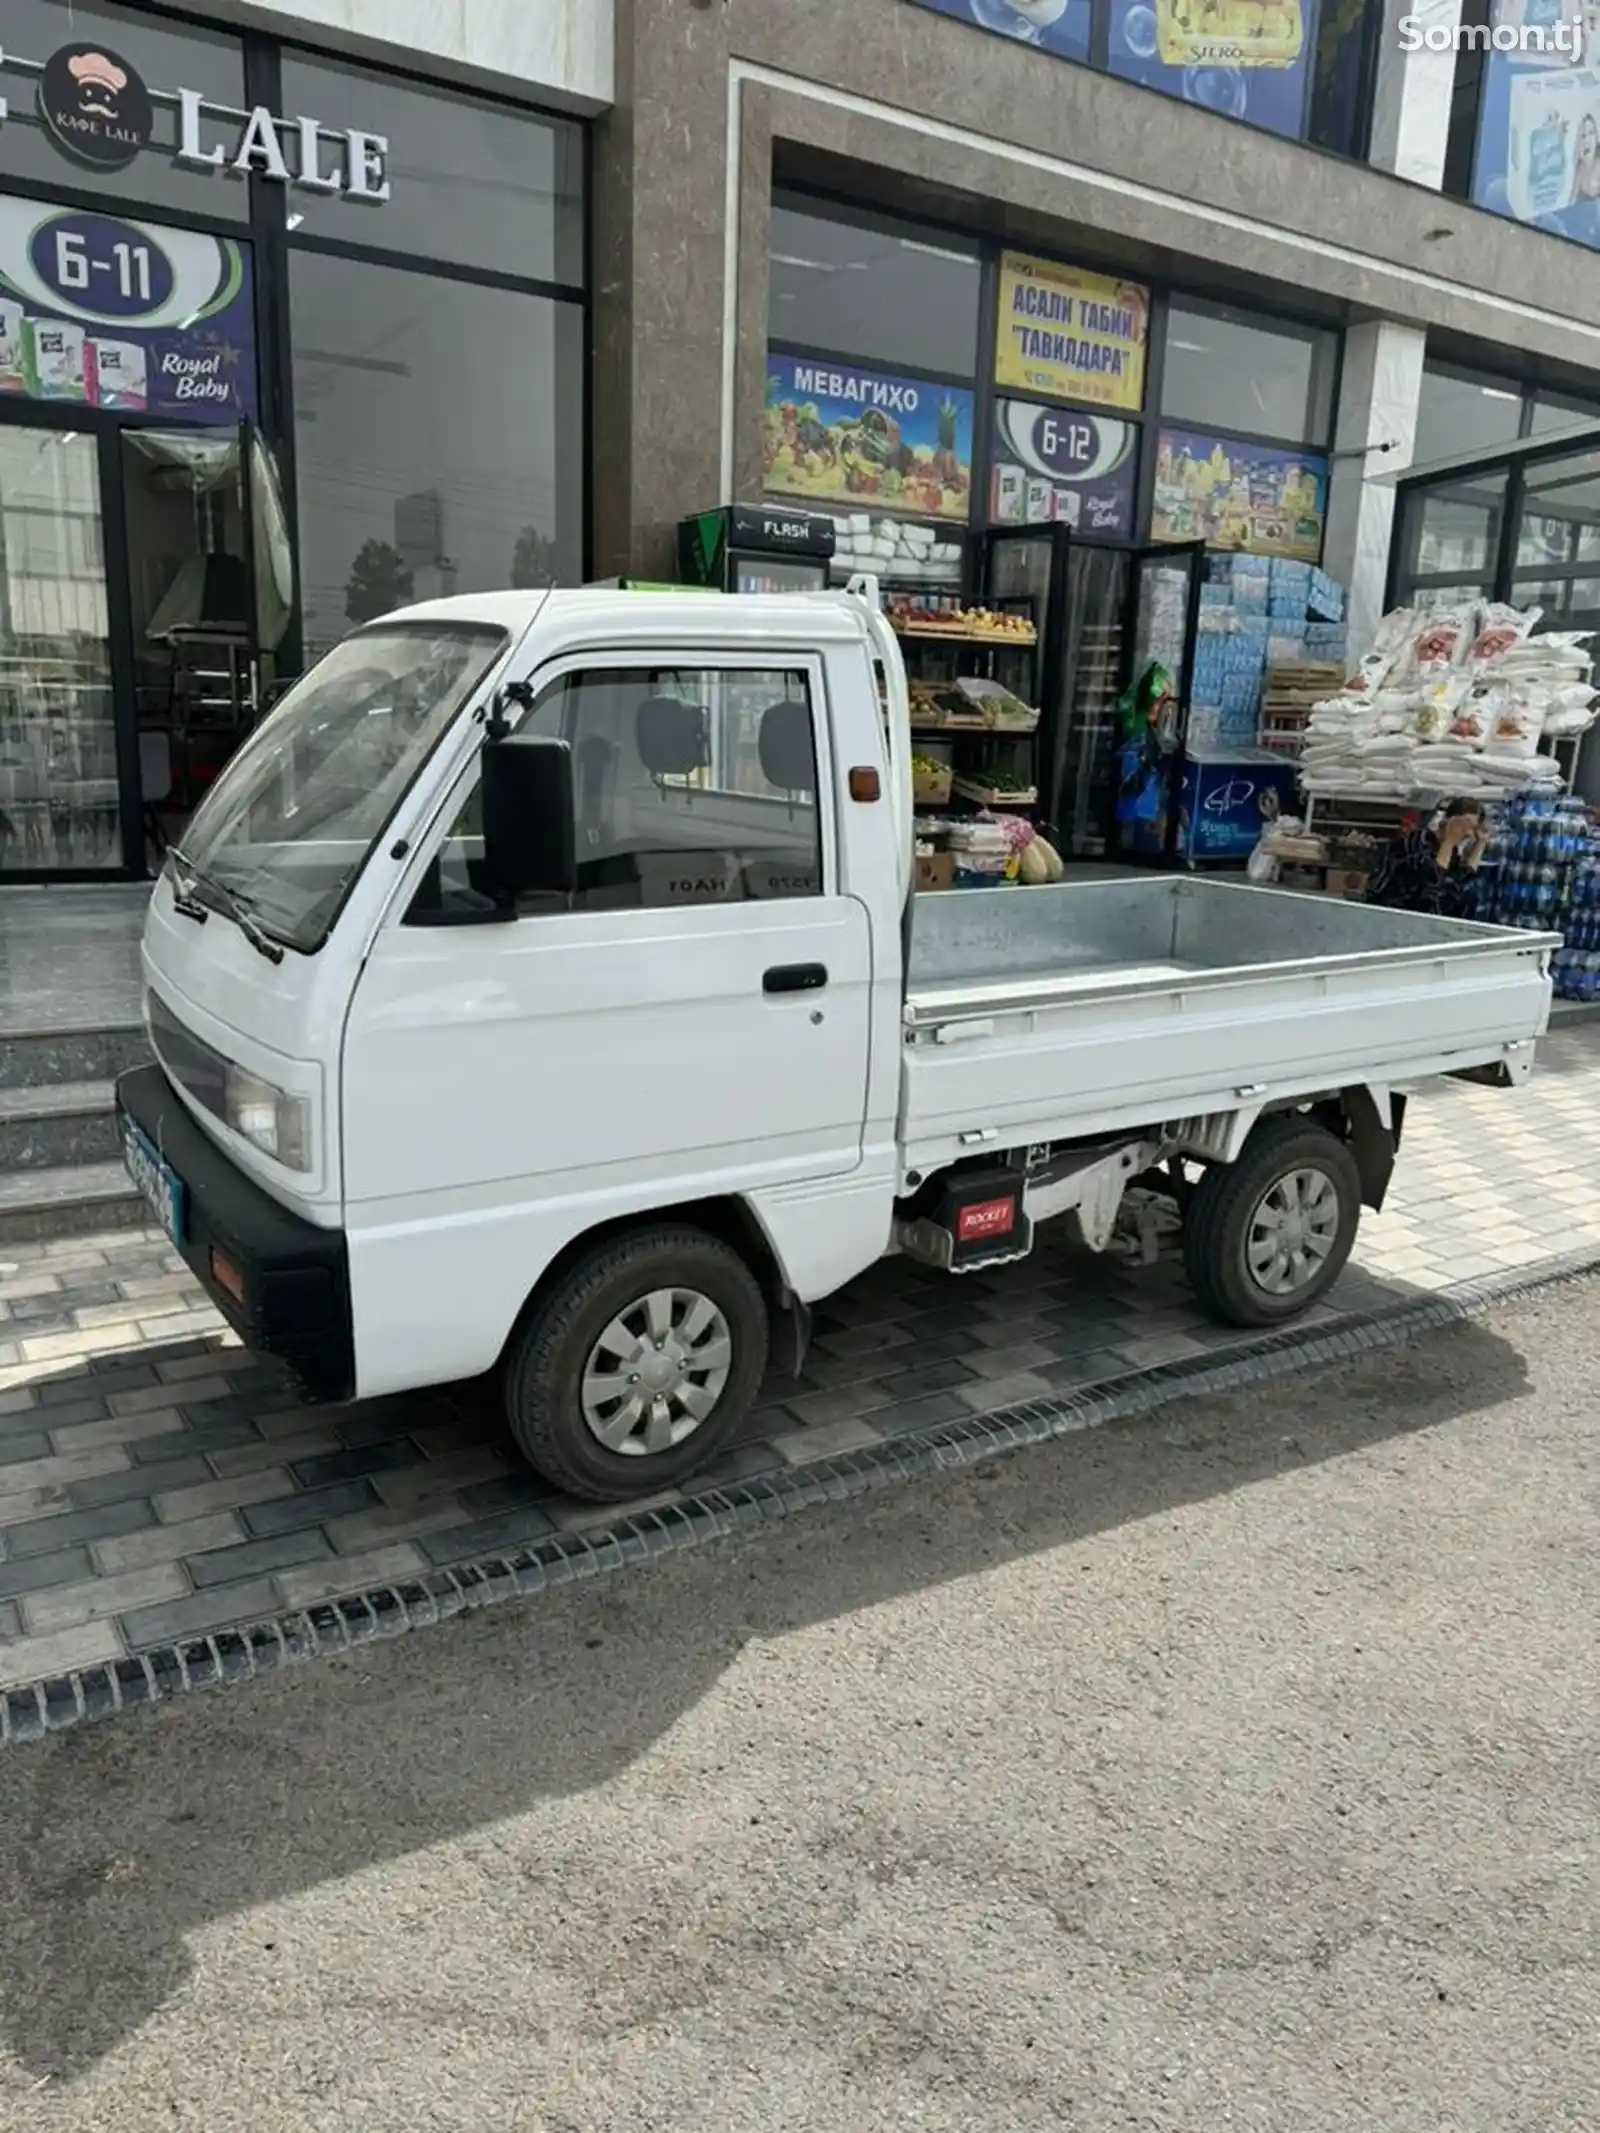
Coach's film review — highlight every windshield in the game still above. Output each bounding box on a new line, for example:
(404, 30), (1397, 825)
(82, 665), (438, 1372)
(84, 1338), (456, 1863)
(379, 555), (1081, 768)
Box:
(175, 622), (508, 953)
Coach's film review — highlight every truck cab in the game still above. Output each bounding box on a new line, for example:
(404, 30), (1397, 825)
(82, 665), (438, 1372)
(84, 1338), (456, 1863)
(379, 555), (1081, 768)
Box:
(122, 588), (911, 1497)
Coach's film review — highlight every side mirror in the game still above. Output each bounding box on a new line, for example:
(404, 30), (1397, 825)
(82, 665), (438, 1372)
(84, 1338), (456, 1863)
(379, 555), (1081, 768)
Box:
(480, 735), (576, 899)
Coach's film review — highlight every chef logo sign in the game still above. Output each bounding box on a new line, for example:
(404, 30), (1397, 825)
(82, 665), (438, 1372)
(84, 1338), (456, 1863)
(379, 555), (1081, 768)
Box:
(19, 41), (391, 202)
(38, 45), (153, 171)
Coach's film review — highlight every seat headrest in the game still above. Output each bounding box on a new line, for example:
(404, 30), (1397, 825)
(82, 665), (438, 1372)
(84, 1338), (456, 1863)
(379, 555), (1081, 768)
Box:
(636, 695), (707, 778)
(757, 699), (814, 794)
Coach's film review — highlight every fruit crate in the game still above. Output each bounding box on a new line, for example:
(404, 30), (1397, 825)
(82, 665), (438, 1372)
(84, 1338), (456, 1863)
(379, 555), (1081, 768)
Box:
(952, 775), (1038, 808)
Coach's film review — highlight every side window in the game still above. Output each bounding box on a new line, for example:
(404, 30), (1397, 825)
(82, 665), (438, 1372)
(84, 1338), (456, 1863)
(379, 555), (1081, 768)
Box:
(409, 664), (822, 920)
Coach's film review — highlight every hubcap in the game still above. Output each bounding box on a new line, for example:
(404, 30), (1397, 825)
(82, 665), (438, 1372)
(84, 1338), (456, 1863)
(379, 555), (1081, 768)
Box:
(579, 1287), (733, 1457)
(1244, 1166), (1341, 1297)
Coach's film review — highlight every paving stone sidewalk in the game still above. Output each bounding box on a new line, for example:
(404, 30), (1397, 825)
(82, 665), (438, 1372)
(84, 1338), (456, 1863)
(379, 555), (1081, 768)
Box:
(2, 1017), (1597, 1697)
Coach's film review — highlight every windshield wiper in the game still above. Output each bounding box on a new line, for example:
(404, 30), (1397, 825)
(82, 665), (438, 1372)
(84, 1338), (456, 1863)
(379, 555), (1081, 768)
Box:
(167, 845), (286, 965)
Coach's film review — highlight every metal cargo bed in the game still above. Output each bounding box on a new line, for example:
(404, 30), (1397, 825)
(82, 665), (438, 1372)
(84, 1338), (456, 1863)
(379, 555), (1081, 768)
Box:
(900, 878), (1556, 1170)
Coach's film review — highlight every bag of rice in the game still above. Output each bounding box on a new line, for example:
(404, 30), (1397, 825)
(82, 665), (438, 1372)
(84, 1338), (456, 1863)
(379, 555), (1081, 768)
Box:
(1466, 603), (1539, 665)
(1450, 686), (1498, 744)
(1410, 605), (1476, 677)
(1488, 698), (1544, 757)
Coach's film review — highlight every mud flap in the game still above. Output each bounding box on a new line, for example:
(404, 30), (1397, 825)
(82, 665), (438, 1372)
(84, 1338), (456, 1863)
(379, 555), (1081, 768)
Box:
(1343, 1085), (1405, 1211)
(774, 1290), (813, 1379)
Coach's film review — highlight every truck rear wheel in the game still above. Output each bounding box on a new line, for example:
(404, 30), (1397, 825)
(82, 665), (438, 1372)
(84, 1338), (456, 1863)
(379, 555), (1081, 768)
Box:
(1183, 1117), (1361, 1328)
(503, 1225), (770, 1501)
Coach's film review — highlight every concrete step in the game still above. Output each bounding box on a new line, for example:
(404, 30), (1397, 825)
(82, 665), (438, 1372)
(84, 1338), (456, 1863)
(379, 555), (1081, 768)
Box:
(0, 1080), (118, 1171)
(0, 1023), (148, 1093)
(0, 1160), (149, 1248)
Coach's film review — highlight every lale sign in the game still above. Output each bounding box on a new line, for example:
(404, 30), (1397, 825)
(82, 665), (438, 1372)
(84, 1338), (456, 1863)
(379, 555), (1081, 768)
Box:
(21, 42), (391, 203)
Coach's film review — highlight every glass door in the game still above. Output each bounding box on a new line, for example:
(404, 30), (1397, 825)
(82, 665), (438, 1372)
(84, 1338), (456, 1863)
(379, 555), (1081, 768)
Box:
(1051, 544), (1132, 859)
(0, 427), (122, 872)
(121, 423), (260, 837)
(731, 555), (829, 594)
(1113, 541), (1206, 860)
(976, 524), (1069, 847)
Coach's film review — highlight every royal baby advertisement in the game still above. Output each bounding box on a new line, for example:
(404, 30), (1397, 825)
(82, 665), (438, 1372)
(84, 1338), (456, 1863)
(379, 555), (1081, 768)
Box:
(989, 397), (1139, 537)
(0, 192), (257, 421)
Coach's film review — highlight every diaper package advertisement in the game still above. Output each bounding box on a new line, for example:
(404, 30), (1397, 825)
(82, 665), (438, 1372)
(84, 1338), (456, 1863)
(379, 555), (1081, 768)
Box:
(0, 193), (257, 420)
(988, 397), (1139, 538)
(1472, 5), (1600, 244)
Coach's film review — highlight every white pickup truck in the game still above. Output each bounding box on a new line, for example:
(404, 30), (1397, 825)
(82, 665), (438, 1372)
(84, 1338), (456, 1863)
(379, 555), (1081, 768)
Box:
(119, 586), (1555, 1500)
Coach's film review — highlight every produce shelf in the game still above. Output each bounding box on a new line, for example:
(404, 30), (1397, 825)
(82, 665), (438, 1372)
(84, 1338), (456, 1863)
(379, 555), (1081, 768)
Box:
(909, 720), (1039, 737)
(951, 778), (1039, 807)
(891, 621), (1038, 647)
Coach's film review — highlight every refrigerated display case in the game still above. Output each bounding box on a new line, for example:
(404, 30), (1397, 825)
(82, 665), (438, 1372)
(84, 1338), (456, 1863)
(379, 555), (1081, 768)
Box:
(677, 503), (834, 593)
(1040, 545), (1131, 860)
(968, 527), (1206, 863)
(1112, 541), (1206, 861)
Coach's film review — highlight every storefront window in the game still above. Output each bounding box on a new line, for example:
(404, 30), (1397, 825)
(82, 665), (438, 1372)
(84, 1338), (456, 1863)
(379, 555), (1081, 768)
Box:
(1398, 468), (1508, 583)
(290, 251), (583, 657)
(1161, 299), (1336, 446)
(0, 0), (247, 222)
(1412, 362), (1522, 470)
(0, 16), (588, 878)
(1528, 390), (1600, 439)
(1516, 448), (1600, 568)
(0, 427), (119, 870)
(768, 199), (981, 379)
(279, 57), (584, 289)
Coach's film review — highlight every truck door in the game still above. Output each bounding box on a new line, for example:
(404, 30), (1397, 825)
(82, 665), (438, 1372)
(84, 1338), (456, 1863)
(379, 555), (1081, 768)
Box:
(341, 648), (873, 1264)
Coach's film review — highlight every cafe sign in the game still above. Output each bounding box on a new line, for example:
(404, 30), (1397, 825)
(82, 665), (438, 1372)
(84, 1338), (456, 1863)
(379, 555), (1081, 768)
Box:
(5, 41), (391, 202)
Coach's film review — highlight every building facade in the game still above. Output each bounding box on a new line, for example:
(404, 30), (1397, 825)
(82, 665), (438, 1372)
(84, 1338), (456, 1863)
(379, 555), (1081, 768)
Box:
(7, 0), (1600, 877)
(597, 0), (1600, 640)
(0, 0), (600, 877)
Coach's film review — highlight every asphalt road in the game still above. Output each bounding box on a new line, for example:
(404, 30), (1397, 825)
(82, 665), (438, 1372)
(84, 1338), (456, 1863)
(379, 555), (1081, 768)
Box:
(0, 1283), (1596, 2132)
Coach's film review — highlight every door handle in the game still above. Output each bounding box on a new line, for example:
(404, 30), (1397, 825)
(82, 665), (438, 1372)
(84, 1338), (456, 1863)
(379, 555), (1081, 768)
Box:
(763, 962), (828, 994)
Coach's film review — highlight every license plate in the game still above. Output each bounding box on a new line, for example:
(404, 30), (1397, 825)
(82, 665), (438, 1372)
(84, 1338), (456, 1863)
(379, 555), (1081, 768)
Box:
(121, 1118), (187, 1247)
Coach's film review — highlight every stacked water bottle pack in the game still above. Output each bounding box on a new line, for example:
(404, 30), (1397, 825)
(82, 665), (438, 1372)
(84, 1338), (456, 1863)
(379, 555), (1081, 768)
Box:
(1558, 860), (1600, 1001)
(1478, 791), (1600, 998)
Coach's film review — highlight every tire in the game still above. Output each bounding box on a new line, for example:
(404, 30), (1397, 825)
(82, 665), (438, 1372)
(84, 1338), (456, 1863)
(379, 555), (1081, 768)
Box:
(1182, 1116), (1361, 1328)
(503, 1225), (770, 1500)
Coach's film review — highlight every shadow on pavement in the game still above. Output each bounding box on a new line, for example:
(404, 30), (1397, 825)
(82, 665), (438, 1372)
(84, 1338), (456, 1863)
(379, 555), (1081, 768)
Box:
(0, 1315), (1532, 2079)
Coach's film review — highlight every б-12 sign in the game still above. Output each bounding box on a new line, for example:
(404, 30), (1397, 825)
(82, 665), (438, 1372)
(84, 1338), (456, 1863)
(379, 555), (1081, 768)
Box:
(990, 396), (1138, 538)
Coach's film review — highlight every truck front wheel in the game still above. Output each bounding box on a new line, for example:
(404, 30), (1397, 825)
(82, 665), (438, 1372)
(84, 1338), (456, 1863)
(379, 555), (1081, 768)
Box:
(503, 1225), (770, 1501)
(1183, 1117), (1362, 1328)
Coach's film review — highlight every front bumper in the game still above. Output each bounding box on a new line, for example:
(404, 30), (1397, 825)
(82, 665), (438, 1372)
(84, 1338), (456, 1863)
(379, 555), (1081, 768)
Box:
(116, 1064), (354, 1403)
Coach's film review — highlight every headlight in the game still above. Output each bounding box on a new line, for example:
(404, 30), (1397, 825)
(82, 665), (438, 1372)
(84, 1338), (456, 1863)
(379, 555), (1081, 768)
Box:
(224, 1064), (312, 1171)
